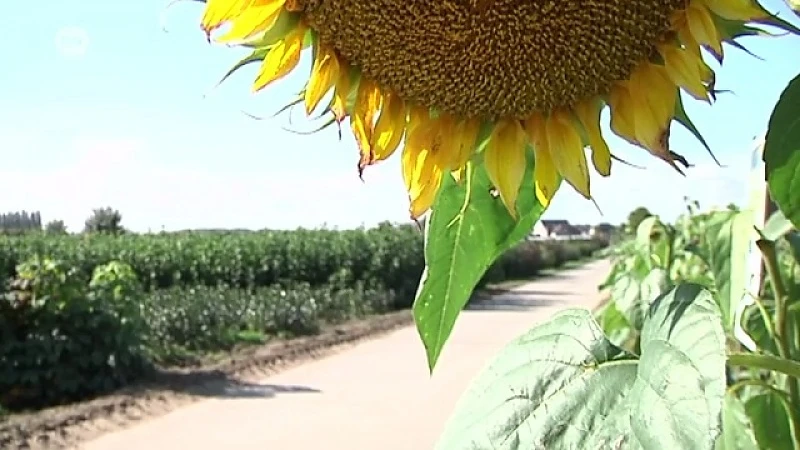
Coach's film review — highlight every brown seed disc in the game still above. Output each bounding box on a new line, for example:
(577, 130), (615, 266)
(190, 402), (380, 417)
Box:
(302, 0), (686, 119)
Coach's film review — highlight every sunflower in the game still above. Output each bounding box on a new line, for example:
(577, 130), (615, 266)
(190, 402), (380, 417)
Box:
(199, 0), (797, 219)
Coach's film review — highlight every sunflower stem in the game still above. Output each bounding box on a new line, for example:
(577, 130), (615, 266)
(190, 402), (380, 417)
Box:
(756, 238), (800, 448)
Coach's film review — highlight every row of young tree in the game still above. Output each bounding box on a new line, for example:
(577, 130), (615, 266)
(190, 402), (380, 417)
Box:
(0, 207), (124, 236)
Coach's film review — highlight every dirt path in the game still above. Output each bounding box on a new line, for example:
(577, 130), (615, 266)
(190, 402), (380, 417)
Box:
(79, 259), (612, 450)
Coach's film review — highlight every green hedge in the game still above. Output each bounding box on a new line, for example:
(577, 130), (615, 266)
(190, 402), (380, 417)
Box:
(0, 227), (606, 412)
(0, 224), (424, 300)
(480, 239), (605, 286)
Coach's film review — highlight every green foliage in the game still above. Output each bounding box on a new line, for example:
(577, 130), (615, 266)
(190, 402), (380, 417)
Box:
(411, 154), (546, 370)
(764, 73), (800, 229)
(0, 258), (149, 411)
(481, 239), (605, 285)
(437, 285), (726, 450)
(44, 220), (68, 235)
(439, 192), (800, 448)
(84, 207), (125, 235)
(411, 148), (607, 370)
(0, 222), (596, 411)
(142, 281), (394, 359)
(626, 206), (653, 234)
(0, 225), (426, 302)
(0, 211), (42, 235)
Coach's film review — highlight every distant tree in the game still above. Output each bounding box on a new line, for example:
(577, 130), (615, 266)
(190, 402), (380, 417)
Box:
(84, 207), (125, 235)
(45, 220), (68, 235)
(0, 210), (43, 235)
(626, 207), (653, 233)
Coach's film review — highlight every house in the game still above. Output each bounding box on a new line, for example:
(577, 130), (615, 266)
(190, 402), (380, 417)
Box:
(531, 220), (584, 240)
(530, 221), (548, 239)
(592, 222), (615, 238)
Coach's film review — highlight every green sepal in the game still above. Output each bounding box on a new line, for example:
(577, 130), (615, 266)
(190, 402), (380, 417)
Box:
(673, 92), (721, 166)
(210, 47), (268, 92)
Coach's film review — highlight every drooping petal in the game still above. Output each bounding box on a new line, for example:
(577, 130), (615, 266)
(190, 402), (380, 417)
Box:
(660, 44), (712, 101)
(484, 119), (528, 216)
(401, 120), (445, 219)
(369, 91), (407, 164)
(214, 1), (284, 43)
(252, 24), (306, 92)
(545, 110), (591, 199)
(683, 3), (724, 58)
(331, 68), (353, 122)
(626, 63), (677, 153)
(428, 114), (460, 170)
(703, 0), (767, 21)
(573, 100), (612, 177)
(526, 114), (560, 207)
(449, 117), (481, 177)
(610, 64), (684, 172)
(351, 78), (383, 170)
(608, 83), (638, 145)
(402, 113), (438, 196)
(304, 45), (340, 115)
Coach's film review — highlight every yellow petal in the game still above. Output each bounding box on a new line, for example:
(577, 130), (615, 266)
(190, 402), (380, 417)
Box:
(351, 79), (383, 168)
(252, 24), (305, 92)
(545, 110), (591, 199)
(526, 114), (560, 206)
(304, 45), (340, 115)
(684, 3), (724, 57)
(629, 64), (677, 153)
(401, 123), (445, 219)
(214, 2), (283, 43)
(609, 64), (681, 170)
(369, 91), (407, 163)
(448, 118), (481, 171)
(201, 0), (251, 34)
(573, 100), (612, 177)
(608, 83), (638, 144)
(660, 45), (712, 101)
(484, 119), (528, 217)
(331, 69), (352, 122)
(704, 0), (767, 20)
(402, 118), (438, 196)
(409, 168), (443, 219)
(429, 114), (459, 170)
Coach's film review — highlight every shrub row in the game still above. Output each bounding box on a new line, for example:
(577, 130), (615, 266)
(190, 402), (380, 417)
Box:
(0, 224), (425, 300)
(0, 258), (396, 411)
(481, 238), (606, 286)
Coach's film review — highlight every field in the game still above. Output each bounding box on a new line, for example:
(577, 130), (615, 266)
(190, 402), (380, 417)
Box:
(0, 224), (606, 413)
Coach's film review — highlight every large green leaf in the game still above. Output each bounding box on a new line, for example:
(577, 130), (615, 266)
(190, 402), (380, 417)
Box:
(636, 216), (671, 268)
(611, 267), (669, 331)
(704, 210), (754, 332)
(762, 210), (796, 242)
(595, 300), (635, 350)
(745, 391), (794, 450)
(436, 283), (726, 450)
(413, 151), (546, 371)
(764, 73), (800, 229)
(716, 393), (759, 450)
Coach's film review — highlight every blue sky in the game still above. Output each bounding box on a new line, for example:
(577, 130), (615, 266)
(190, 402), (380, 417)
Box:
(2, 0), (799, 232)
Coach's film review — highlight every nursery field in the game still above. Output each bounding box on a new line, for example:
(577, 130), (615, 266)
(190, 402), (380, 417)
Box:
(0, 224), (606, 413)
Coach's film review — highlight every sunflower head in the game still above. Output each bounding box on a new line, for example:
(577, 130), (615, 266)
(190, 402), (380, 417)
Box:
(200, 0), (799, 219)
